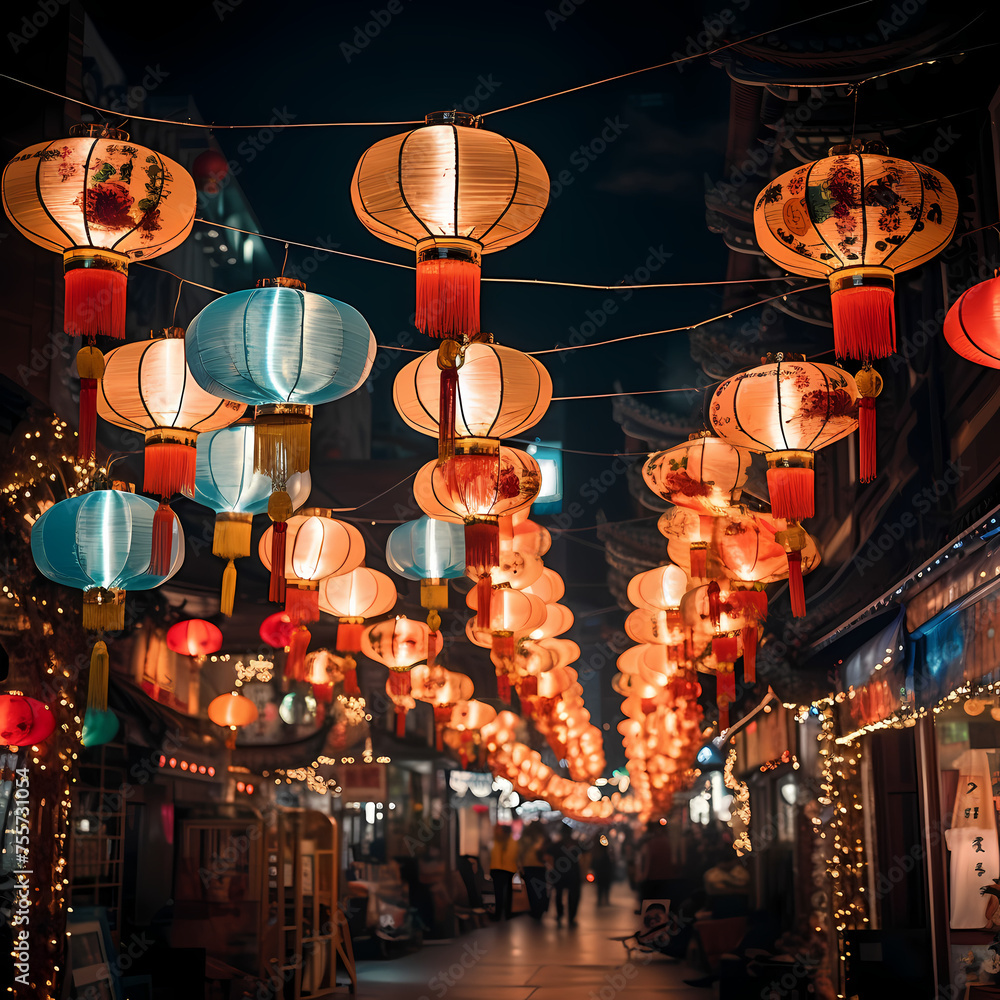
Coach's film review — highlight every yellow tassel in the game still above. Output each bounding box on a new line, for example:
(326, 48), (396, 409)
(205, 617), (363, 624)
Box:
(221, 558), (237, 617)
(213, 513), (253, 560)
(88, 641), (109, 712)
(82, 588), (125, 632)
(254, 407), (311, 482)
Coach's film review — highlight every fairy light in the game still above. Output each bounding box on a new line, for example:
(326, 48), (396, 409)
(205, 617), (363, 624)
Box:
(723, 748), (751, 856)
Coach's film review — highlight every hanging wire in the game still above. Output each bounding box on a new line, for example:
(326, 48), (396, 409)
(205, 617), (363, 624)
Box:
(170, 281), (185, 327)
(280, 242), (290, 278)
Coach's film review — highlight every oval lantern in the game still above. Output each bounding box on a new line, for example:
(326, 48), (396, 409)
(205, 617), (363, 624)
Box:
(944, 273), (1000, 369)
(0, 695), (56, 747)
(82, 707), (120, 747)
(166, 619), (223, 660)
(753, 142), (958, 360)
(259, 610), (295, 648)
(643, 432), (752, 515)
(195, 425), (311, 615)
(627, 565), (689, 613)
(386, 515), (465, 627)
(319, 567), (398, 652)
(208, 691), (259, 747)
(362, 617), (437, 709)
(710, 355), (859, 516)
(351, 112), (549, 338)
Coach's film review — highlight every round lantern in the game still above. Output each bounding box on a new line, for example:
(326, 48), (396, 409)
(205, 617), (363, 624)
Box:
(195, 425), (311, 615)
(0, 695), (56, 747)
(362, 617), (439, 725)
(394, 340), (552, 460)
(304, 648), (351, 702)
(259, 610), (295, 648)
(186, 276), (375, 554)
(643, 432), (753, 515)
(944, 272), (1000, 369)
(386, 515), (465, 626)
(82, 707), (119, 747)
(166, 619), (223, 659)
(2, 128), (195, 325)
(527, 602), (575, 640)
(208, 691), (258, 746)
(411, 665), (475, 749)
(318, 567), (398, 652)
(710, 355), (859, 517)
(467, 587), (546, 701)
(658, 506), (727, 580)
(469, 544), (544, 591)
(627, 565), (689, 613)
(414, 445), (540, 625)
(97, 327), (245, 572)
(351, 111), (550, 339)
(753, 142), (957, 360)
(523, 567), (566, 604)
(192, 149), (229, 195)
(625, 608), (684, 649)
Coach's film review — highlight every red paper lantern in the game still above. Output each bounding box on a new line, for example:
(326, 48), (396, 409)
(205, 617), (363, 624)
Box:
(259, 610), (295, 648)
(944, 273), (1000, 369)
(166, 619), (223, 658)
(0, 695), (56, 747)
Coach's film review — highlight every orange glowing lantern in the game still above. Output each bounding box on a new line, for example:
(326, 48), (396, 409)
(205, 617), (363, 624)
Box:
(208, 691), (259, 747)
(0, 695), (56, 747)
(98, 328), (246, 571)
(362, 617), (439, 732)
(643, 432), (752, 515)
(711, 355), (859, 515)
(411, 665), (475, 749)
(166, 619), (223, 660)
(753, 142), (957, 361)
(657, 507), (725, 580)
(523, 567), (566, 604)
(351, 112), (549, 339)
(944, 272), (1000, 369)
(318, 567), (397, 652)
(467, 586), (546, 700)
(627, 565), (689, 615)
(304, 648), (351, 702)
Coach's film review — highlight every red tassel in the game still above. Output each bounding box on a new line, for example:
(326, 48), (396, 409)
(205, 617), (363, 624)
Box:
(859, 396), (877, 484)
(336, 621), (364, 653)
(741, 625), (757, 684)
(713, 635), (739, 663)
(718, 701), (730, 731)
(690, 544), (708, 579)
(496, 672), (511, 704)
(269, 522), (287, 604)
(78, 377), (97, 459)
(285, 625), (311, 680)
(707, 580), (721, 627)
(389, 670), (411, 697)
(465, 519), (500, 569)
(416, 257), (480, 339)
(766, 466), (815, 521)
(396, 707), (408, 737)
(312, 683), (333, 704)
(285, 587), (320, 624)
(719, 668), (737, 701)
(144, 441), (197, 498)
(439, 367), (458, 462)
(149, 501), (174, 576)
(519, 675), (537, 699)
(787, 550), (806, 618)
(492, 633), (516, 661)
(343, 665), (360, 696)
(448, 453), (501, 517)
(476, 574), (493, 630)
(831, 283), (895, 360)
(427, 630), (442, 667)
(65, 265), (127, 339)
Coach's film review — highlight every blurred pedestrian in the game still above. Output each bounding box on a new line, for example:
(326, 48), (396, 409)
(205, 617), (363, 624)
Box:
(489, 824), (518, 920)
(591, 833), (614, 906)
(518, 821), (551, 920)
(549, 824), (582, 927)
(636, 820), (676, 909)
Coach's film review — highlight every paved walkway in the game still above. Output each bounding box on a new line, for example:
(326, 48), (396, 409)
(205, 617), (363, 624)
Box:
(353, 885), (713, 999)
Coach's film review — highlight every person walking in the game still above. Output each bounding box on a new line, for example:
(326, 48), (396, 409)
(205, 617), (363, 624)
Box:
(518, 821), (550, 921)
(489, 824), (518, 920)
(591, 834), (614, 907)
(636, 820), (676, 910)
(549, 824), (582, 927)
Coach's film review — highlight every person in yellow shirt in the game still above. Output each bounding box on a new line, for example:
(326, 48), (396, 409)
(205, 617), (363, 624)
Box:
(490, 824), (519, 920)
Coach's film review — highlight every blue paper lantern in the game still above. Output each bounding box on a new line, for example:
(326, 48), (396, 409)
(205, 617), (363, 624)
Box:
(386, 516), (465, 621)
(185, 278), (376, 485)
(31, 489), (184, 631)
(82, 707), (120, 747)
(195, 425), (312, 616)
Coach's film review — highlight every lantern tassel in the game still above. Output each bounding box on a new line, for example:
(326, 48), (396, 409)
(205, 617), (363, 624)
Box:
(144, 441), (196, 498)
(416, 257), (480, 339)
(438, 366), (459, 463)
(741, 625), (757, 684)
(690, 544), (708, 579)
(285, 587), (320, 624)
(519, 675), (538, 699)
(707, 580), (722, 628)
(149, 501), (174, 576)
(859, 396), (877, 484)
(465, 520), (500, 574)
(766, 466), (814, 522)
(496, 672), (511, 704)
(65, 264), (127, 340)
(389, 670), (411, 697)
(787, 550), (806, 618)
(337, 620), (365, 653)
(220, 559), (237, 617)
(396, 706), (408, 737)
(88, 640), (109, 712)
(285, 625), (311, 681)
(476, 575), (493, 630)
(831, 283), (895, 360)
(713, 635), (739, 663)
(269, 521), (287, 604)
(214, 515), (253, 560)
(78, 378), (98, 459)
(492, 633), (516, 661)
(718, 699), (730, 732)
(343, 662), (361, 696)
(255, 412), (311, 482)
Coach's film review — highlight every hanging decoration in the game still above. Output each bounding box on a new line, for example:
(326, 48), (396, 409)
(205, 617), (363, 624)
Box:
(2, 125), (196, 456)
(186, 277), (375, 591)
(411, 665), (474, 751)
(0, 694), (57, 748)
(385, 515), (466, 629)
(194, 425), (311, 615)
(753, 140), (957, 360)
(318, 567), (398, 652)
(258, 509), (367, 677)
(208, 691), (259, 748)
(351, 111), (550, 338)
(711, 354), (859, 517)
(944, 271), (1000, 369)
(98, 327), (245, 573)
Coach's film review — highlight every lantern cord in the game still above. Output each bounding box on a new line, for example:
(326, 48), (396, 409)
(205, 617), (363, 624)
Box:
(530, 283), (826, 355)
(171, 281), (184, 327)
(481, 2), (875, 116)
(320, 470), (418, 513)
(281, 243), (290, 278)
(134, 262), (226, 296)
